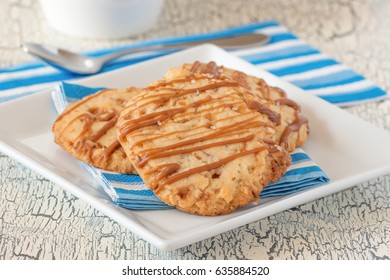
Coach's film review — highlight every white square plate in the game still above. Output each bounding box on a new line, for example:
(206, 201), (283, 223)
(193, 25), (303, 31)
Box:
(1, 45), (390, 250)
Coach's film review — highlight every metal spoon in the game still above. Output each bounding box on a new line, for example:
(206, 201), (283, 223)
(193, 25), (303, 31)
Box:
(21, 33), (269, 75)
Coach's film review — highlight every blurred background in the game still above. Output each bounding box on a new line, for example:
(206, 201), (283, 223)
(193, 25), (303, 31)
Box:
(1, 0), (389, 96)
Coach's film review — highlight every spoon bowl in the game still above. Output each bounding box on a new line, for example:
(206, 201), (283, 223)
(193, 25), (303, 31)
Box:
(21, 33), (269, 75)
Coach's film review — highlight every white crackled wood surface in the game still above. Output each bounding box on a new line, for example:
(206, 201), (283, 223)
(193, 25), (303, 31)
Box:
(1, 0), (390, 260)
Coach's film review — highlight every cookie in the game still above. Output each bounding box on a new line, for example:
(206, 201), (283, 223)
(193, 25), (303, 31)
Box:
(164, 61), (309, 152)
(52, 87), (139, 174)
(117, 74), (291, 215)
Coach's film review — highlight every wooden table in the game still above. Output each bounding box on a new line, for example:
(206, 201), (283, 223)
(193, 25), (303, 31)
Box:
(1, 0), (389, 259)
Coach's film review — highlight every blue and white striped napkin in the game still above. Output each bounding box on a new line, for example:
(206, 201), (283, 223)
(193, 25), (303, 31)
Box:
(0, 21), (387, 105)
(53, 82), (329, 210)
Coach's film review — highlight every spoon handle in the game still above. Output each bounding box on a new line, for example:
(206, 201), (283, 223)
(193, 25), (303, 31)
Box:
(98, 33), (269, 64)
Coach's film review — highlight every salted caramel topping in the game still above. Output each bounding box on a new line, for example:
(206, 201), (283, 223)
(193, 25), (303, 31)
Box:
(149, 163), (181, 182)
(124, 80), (239, 114)
(272, 87), (287, 99)
(189, 61), (201, 72)
(232, 71), (250, 89)
(119, 81), (244, 138)
(100, 140), (121, 162)
(276, 98), (301, 111)
(140, 119), (266, 155)
(119, 96), (213, 139)
(189, 61), (222, 78)
(247, 100), (281, 125)
(89, 116), (118, 142)
(130, 113), (263, 148)
(256, 79), (271, 99)
(58, 107), (121, 162)
(280, 113), (308, 144)
(137, 134), (255, 167)
(275, 97), (308, 145)
(53, 89), (109, 128)
(158, 146), (267, 189)
(58, 113), (92, 140)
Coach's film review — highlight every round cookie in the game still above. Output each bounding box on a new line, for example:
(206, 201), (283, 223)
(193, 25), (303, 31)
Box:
(52, 87), (139, 174)
(117, 75), (291, 216)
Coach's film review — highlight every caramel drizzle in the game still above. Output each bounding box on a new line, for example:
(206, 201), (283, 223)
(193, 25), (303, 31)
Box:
(276, 98), (301, 111)
(128, 97), (239, 135)
(119, 80), (242, 138)
(119, 96), (212, 139)
(140, 118), (265, 155)
(247, 100), (281, 125)
(60, 109), (120, 163)
(280, 113), (308, 144)
(272, 87), (288, 99)
(119, 107), (186, 139)
(232, 70), (250, 89)
(53, 89), (110, 128)
(129, 112), (261, 148)
(257, 78), (271, 99)
(100, 140), (121, 162)
(138, 134), (255, 167)
(147, 163), (181, 182)
(180, 62), (306, 150)
(128, 76), (232, 106)
(123, 79), (239, 115)
(189, 61), (223, 78)
(90, 115), (118, 142)
(156, 146), (267, 192)
(276, 97), (308, 145)
(54, 87), (138, 166)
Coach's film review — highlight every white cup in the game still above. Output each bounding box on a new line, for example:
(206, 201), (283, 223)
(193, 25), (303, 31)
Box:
(39, 0), (165, 39)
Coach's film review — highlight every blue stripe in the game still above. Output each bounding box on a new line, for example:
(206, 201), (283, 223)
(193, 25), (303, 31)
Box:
(243, 45), (319, 65)
(284, 165), (323, 177)
(269, 59), (338, 76)
(320, 87), (387, 104)
(60, 82), (103, 100)
(115, 187), (154, 197)
(102, 173), (145, 184)
(116, 202), (172, 210)
(268, 171), (329, 187)
(267, 33), (298, 44)
(290, 153), (310, 164)
(261, 179), (328, 198)
(292, 70), (364, 89)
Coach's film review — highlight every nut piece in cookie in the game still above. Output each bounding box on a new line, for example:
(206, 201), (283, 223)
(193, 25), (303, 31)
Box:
(52, 87), (139, 174)
(117, 75), (291, 215)
(164, 61), (309, 152)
